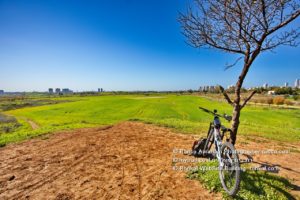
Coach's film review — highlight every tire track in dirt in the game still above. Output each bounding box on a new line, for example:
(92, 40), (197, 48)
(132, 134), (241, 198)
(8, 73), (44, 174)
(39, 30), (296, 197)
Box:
(18, 117), (40, 130)
(9, 148), (95, 199)
(26, 119), (39, 130)
(0, 127), (104, 199)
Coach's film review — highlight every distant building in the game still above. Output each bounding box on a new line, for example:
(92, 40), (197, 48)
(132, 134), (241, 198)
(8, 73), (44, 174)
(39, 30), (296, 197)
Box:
(284, 82), (288, 87)
(268, 90), (275, 95)
(62, 88), (73, 94)
(98, 88), (104, 92)
(55, 88), (61, 93)
(48, 88), (53, 94)
(209, 86), (215, 92)
(0, 90), (4, 95)
(295, 79), (300, 88)
(199, 86), (208, 92)
(198, 85), (218, 93)
(263, 83), (268, 89)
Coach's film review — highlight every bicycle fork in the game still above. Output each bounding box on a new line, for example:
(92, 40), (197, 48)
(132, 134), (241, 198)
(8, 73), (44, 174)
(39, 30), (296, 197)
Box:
(214, 128), (224, 167)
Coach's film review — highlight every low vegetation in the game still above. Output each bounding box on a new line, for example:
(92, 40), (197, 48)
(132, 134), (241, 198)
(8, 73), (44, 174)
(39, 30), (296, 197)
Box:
(0, 96), (74, 111)
(188, 161), (294, 200)
(0, 114), (22, 147)
(251, 96), (299, 106)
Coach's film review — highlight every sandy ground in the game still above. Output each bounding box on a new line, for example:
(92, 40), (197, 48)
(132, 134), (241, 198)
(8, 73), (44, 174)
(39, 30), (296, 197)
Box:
(0, 122), (299, 199)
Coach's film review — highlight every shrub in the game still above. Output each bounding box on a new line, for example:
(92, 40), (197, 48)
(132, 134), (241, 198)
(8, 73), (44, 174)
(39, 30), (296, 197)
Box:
(266, 97), (273, 105)
(0, 114), (17, 123)
(284, 99), (293, 106)
(293, 95), (299, 100)
(258, 97), (273, 105)
(273, 96), (285, 105)
(274, 87), (294, 95)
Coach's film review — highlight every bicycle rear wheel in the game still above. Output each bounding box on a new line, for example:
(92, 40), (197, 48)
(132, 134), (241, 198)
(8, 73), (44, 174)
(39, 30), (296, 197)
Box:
(219, 142), (241, 196)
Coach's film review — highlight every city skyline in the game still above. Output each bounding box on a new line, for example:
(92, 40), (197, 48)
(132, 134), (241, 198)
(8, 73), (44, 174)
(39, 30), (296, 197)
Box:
(1, 0), (300, 92)
(1, 78), (299, 93)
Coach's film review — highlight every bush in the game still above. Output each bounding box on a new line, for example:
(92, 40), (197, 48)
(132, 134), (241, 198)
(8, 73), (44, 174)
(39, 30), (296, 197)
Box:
(256, 97), (273, 105)
(0, 114), (17, 123)
(273, 96), (285, 105)
(293, 95), (299, 100)
(266, 97), (273, 105)
(274, 87), (294, 95)
(284, 99), (293, 106)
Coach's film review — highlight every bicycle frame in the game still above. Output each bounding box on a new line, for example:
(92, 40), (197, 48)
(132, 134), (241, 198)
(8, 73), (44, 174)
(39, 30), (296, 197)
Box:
(213, 126), (224, 167)
(202, 108), (233, 158)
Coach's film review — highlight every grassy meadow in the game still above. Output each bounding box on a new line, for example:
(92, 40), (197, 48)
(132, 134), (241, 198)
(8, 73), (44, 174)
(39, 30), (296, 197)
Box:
(0, 94), (300, 146)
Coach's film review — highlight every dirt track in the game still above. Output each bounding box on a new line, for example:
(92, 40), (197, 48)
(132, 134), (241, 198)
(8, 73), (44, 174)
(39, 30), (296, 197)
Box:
(0, 122), (220, 200)
(0, 122), (299, 199)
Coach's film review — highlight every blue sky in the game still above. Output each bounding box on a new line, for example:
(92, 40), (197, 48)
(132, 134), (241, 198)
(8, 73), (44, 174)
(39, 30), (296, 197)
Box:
(0, 0), (299, 92)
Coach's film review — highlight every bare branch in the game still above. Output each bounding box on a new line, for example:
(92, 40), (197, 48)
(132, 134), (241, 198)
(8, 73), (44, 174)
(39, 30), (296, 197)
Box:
(218, 85), (234, 106)
(225, 56), (243, 70)
(267, 9), (300, 36)
(179, 0), (300, 57)
(241, 91), (257, 109)
(261, 28), (300, 51)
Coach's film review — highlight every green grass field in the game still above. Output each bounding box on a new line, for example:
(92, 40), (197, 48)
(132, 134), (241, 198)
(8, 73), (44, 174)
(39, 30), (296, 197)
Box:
(1, 94), (300, 146)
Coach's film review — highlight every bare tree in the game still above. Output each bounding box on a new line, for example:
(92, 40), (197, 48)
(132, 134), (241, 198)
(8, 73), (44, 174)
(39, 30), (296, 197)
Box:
(179, 0), (300, 145)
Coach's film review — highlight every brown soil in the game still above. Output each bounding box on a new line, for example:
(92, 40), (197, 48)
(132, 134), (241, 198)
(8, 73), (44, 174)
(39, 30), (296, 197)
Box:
(0, 122), (220, 200)
(0, 122), (299, 199)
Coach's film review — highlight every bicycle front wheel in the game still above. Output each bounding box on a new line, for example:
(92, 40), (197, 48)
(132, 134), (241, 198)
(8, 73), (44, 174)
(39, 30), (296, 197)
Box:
(218, 142), (241, 196)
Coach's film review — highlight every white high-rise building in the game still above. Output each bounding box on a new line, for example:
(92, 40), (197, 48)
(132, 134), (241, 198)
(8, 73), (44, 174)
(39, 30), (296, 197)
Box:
(295, 79), (300, 88)
(263, 83), (268, 89)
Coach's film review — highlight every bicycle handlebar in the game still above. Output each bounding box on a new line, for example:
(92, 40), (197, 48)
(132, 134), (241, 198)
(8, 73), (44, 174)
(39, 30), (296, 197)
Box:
(198, 106), (232, 122)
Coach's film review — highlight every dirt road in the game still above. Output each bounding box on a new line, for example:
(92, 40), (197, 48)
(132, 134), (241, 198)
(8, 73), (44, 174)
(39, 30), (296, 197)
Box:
(0, 122), (220, 200)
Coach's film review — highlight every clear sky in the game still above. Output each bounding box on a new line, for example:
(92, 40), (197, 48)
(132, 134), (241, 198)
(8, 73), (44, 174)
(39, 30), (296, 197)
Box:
(0, 0), (299, 92)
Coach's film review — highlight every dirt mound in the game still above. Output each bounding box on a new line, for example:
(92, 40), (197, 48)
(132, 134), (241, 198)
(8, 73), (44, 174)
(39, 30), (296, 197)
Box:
(0, 122), (220, 200)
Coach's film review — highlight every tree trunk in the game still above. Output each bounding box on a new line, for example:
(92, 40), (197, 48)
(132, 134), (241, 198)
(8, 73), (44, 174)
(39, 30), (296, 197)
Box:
(229, 50), (259, 146)
(230, 58), (249, 145)
(231, 104), (241, 145)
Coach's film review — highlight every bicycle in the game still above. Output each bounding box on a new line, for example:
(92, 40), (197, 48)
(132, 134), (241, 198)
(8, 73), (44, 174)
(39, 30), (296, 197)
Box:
(197, 107), (241, 196)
